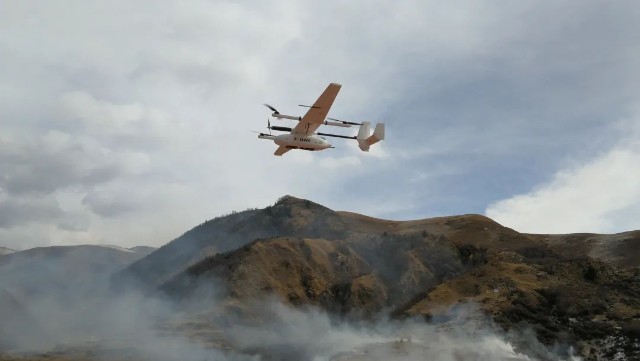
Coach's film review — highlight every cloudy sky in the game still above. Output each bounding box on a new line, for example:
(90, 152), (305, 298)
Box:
(1, 1), (640, 249)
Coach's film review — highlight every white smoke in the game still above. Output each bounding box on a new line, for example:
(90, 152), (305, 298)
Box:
(0, 282), (585, 361)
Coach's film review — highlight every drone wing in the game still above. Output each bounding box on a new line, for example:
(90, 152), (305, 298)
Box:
(291, 83), (341, 136)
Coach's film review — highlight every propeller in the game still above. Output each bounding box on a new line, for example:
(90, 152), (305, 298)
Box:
(327, 117), (362, 126)
(298, 104), (321, 109)
(252, 118), (273, 136)
(263, 103), (280, 114)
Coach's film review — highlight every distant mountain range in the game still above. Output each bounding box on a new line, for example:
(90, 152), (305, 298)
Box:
(0, 244), (155, 296)
(0, 247), (15, 256)
(1, 196), (639, 360)
(0, 244), (155, 351)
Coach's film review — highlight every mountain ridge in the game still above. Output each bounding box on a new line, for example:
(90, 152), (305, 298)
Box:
(0, 244), (154, 301)
(131, 195), (639, 359)
(2, 196), (638, 360)
(116, 195), (640, 295)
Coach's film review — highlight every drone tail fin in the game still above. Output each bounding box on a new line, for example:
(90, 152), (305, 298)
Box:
(357, 122), (384, 152)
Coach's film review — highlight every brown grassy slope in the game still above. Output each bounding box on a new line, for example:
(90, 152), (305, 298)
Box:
(400, 249), (640, 350)
(528, 231), (640, 268)
(119, 195), (640, 296)
(158, 198), (640, 319)
(159, 231), (471, 316)
(113, 196), (353, 292)
(337, 211), (545, 250)
(162, 237), (381, 313)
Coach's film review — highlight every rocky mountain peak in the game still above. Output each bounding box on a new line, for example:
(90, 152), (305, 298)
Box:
(272, 195), (331, 212)
(274, 194), (302, 205)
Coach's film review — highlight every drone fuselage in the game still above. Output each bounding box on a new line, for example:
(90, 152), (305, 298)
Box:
(258, 133), (332, 152)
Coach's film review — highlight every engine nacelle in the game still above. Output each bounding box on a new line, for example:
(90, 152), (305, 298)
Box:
(272, 113), (302, 121)
(272, 114), (351, 128)
(269, 125), (292, 132)
(323, 120), (351, 128)
(257, 133), (276, 140)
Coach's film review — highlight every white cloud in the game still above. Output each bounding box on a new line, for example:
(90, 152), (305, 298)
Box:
(2, 1), (640, 249)
(486, 116), (640, 234)
(0, 194), (63, 228)
(0, 130), (139, 195)
(59, 91), (184, 148)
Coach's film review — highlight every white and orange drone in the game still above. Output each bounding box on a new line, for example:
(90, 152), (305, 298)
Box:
(257, 83), (385, 156)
